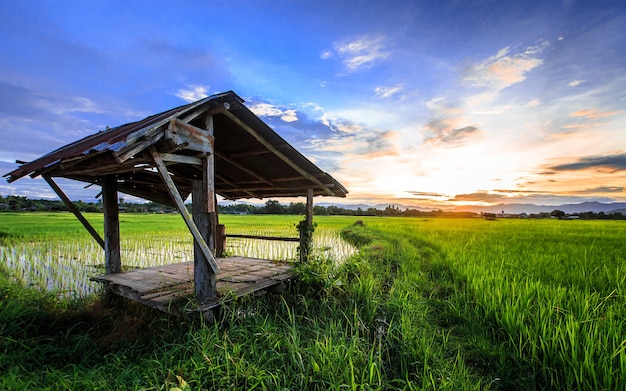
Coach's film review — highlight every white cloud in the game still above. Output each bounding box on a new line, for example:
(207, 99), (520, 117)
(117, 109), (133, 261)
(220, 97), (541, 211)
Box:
(320, 50), (332, 60)
(568, 79), (584, 87)
(249, 102), (299, 122)
(175, 85), (210, 102)
(280, 109), (298, 122)
(463, 45), (544, 90)
(333, 34), (391, 72)
(37, 96), (106, 115)
(374, 84), (403, 99)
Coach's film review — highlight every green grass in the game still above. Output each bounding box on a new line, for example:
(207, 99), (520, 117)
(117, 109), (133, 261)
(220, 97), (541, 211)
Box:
(1, 213), (624, 389)
(353, 217), (626, 390)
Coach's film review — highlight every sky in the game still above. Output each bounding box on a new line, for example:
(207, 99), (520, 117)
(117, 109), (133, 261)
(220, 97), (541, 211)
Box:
(1, 0), (625, 209)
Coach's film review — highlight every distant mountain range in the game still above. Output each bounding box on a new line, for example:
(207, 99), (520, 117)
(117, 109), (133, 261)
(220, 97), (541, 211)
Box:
(313, 201), (626, 215)
(452, 202), (626, 215)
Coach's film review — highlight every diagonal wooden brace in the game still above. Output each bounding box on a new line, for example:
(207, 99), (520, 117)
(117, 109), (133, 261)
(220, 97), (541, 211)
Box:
(149, 147), (219, 274)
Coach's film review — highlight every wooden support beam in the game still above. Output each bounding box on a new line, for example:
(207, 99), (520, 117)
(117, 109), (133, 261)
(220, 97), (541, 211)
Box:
(115, 132), (164, 163)
(216, 224), (226, 257)
(192, 114), (218, 304)
(226, 234), (299, 242)
(193, 180), (217, 303)
(160, 153), (203, 166)
(178, 100), (230, 123)
(61, 157), (152, 177)
(205, 115), (216, 215)
(228, 149), (272, 158)
(179, 105), (210, 124)
(217, 184), (335, 193)
(306, 188), (314, 229)
(102, 176), (121, 274)
(215, 152), (275, 186)
(300, 188), (314, 263)
(42, 175), (105, 249)
(165, 118), (215, 154)
(214, 172), (257, 198)
(223, 110), (335, 196)
(150, 146), (219, 274)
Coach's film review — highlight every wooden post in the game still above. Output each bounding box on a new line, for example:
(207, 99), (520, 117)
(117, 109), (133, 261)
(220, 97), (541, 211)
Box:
(205, 115), (217, 255)
(191, 114), (218, 304)
(300, 188), (314, 263)
(306, 188), (314, 230)
(216, 224), (226, 257)
(102, 176), (121, 274)
(193, 180), (217, 303)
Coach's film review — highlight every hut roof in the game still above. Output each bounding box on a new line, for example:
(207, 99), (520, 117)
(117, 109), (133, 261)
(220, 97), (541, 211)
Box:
(4, 91), (347, 205)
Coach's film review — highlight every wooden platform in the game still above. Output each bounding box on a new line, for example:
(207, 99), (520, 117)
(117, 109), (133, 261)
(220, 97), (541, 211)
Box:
(91, 257), (293, 316)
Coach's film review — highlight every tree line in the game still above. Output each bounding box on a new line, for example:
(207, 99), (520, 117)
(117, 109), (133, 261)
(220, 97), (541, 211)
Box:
(1, 195), (623, 219)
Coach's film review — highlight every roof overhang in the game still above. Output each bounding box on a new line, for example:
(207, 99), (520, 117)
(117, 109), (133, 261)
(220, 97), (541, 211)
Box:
(4, 91), (347, 206)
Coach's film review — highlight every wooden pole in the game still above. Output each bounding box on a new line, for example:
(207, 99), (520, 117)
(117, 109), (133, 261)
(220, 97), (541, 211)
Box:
(42, 175), (105, 249)
(306, 188), (314, 230)
(102, 176), (121, 274)
(205, 115), (217, 255)
(214, 193), (225, 257)
(192, 113), (217, 305)
(300, 188), (314, 263)
(193, 180), (217, 303)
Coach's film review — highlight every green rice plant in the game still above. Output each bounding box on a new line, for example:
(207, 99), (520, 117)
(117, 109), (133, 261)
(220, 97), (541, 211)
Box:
(0, 213), (358, 299)
(362, 217), (626, 390)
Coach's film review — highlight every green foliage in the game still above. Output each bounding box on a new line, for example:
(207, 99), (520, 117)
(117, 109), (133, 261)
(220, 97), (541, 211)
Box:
(341, 223), (376, 247)
(296, 218), (316, 262)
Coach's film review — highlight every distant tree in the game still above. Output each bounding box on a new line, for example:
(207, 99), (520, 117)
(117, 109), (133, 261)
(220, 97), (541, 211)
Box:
(326, 205), (342, 215)
(287, 202), (306, 215)
(551, 210), (566, 218)
(313, 205), (327, 215)
(264, 199), (285, 214)
(384, 205), (401, 216)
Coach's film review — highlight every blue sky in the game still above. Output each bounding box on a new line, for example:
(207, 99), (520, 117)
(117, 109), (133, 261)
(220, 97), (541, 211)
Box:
(1, 0), (625, 208)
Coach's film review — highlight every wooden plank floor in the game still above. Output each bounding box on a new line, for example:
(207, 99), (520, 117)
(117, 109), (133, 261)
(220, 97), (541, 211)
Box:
(91, 257), (293, 316)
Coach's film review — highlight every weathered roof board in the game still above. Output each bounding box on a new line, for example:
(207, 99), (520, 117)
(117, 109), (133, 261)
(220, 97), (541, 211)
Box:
(4, 91), (347, 205)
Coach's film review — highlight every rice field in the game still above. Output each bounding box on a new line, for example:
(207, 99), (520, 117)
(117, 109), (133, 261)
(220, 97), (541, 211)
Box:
(356, 217), (626, 390)
(1, 213), (624, 389)
(0, 213), (357, 297)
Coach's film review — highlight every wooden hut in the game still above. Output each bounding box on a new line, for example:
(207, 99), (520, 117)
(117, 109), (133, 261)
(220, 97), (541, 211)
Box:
(4, 91), (347, 317)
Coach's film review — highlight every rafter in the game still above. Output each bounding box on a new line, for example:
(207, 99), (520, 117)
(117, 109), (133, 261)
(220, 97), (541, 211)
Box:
(223, 110), (334, 196)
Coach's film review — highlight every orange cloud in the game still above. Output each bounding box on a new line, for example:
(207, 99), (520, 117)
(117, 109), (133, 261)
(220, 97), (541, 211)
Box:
(569, 109), (621, 119)
(463, 45), (544, 90)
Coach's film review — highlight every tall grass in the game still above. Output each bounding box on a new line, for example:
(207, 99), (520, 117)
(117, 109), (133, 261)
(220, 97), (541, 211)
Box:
(361, 217), (626, 390)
